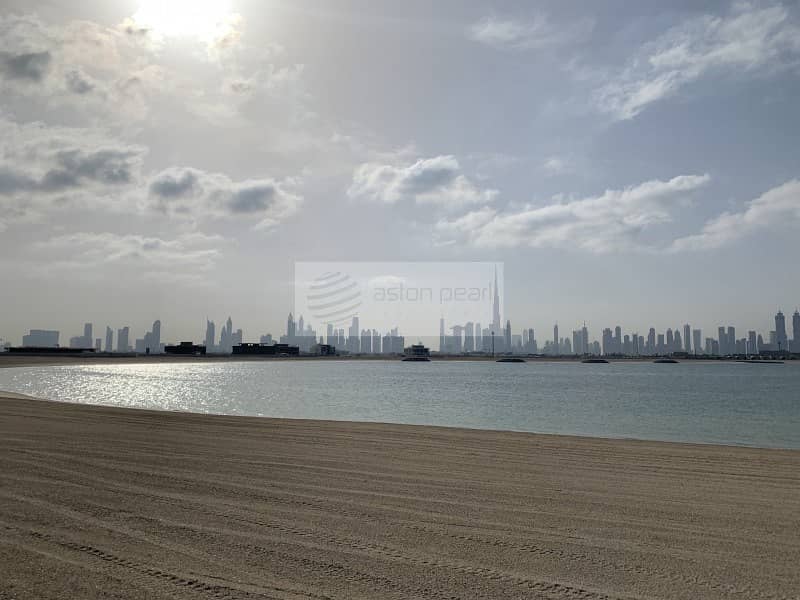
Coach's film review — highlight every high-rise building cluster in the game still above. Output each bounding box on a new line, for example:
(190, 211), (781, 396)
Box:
(282, 313), (405, 355)
(11, 320), (163, 354)
(6, 309), (798, 357)
(205, 317), (243, 354)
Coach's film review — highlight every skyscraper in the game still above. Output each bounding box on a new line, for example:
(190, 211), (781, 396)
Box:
(581, 324), (589, 356)
(151, 320), (161, 353)
(105, 326), (113, 353)
(553, 324), (559, 355)
(683, 324), (691, 353)
(464, 322), (475, 353)
(775, 310), (788, 352)
(439, 317), (445, 352)
(117, 327), (129, 353)
(504, 320), (511, 351)
(205, 320), (215, 351)
(718, 326), (727, 355)
(692, 329), (702, 355)
(286, 314), (295, 341)
(491, 266), (501, 335)
(602, 328), (613, 356)
(793, 310), (800, 352)
(748, 330), (758, 355)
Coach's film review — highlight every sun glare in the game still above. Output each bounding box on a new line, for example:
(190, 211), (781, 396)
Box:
(133, 0), (234, 40)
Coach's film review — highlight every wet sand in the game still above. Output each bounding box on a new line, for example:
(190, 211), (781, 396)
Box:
(1, 395), (798, 599)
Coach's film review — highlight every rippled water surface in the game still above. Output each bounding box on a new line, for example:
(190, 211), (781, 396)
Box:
(1, 360), (799, 448)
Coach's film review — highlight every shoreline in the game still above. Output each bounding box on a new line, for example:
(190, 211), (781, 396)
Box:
(1, 394), (798, 599)
(2, 353), (797, 370)
(2, 389), (798, 452)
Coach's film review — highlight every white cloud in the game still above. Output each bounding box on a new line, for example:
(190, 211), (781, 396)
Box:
(146, 167), (303, 231)
(468, 15), (592, 51)
(671, 179), (800, 251)
(0, 117), (147, 224)
(436, 174), (711, 252)
(347, 155), (498, 208)
(596, 2), (800, 120)
(0, 116), (302, 232)
(31, 231), (225, 284)
(542, 156), (569, 174)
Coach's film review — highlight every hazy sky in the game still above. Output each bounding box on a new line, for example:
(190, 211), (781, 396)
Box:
(1, 0), (799, 344)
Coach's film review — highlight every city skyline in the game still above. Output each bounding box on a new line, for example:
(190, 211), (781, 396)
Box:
(7, 306), (800, 357)
(2, 1), (800, 343)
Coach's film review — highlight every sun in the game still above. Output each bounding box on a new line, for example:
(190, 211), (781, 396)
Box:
(132, 0), (234, 40)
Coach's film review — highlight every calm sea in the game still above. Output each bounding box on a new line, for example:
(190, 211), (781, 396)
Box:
(1, 360), (798, 448)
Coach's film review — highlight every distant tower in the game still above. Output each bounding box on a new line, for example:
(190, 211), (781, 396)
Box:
(464, 322), (475, 353)
(491, 266), (501, 334)
(775, 310), (787, 352)
(793, 310), (800, 352)
(683, 324), (691, 353)
(117, 326), (129, 353)
(504, 320), (511, 350)
(553, 324), (559, 355)
(205, 320), (215, 351)
(152, 320), (161, 354)
(581, 323), (589, 356)
(286, 313), (295, 340)
(105, 326), (113, 353)
(747, 330), (758, 355)
(439, 317), (446, 352)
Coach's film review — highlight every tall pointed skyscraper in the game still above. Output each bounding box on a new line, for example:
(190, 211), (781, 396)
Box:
(775, 310), (787, 351)
(491, 266), (501, 334)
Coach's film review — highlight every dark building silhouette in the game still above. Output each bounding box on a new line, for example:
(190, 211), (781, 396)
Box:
(165, 342), (207, 355)
(232, 343), (299, 356)
(9, 346), (95, 354)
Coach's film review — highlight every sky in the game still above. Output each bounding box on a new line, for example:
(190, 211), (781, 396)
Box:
(1, 0), (799, 345)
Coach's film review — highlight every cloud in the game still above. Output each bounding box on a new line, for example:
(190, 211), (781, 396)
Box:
(0, 118), (146, 198)
(348, 155), (498, 208)
(468, 15), (592, 51)
(595, 2), (800, 120)
(146, 167), (303, 230)
(436, 174), (711, 252)
(671, 179), (800, 251)
(0, 50), (51, 81)
(64, 69), (95, 94)
(31, 231), (225, 283)
(542, 156), (569, 174)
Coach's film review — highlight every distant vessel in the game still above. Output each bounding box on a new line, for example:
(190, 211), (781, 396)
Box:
(582, 358), (608, 363)
(737, 360), (784, 365)
(653, 358), (679, 364)
(496, 357), (525, 363)
(402, 343), (431, 362)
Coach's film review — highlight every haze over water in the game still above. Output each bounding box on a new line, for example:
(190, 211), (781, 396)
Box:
(2, 361), (798, 449)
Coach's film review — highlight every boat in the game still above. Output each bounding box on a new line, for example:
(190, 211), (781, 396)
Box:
(653, 358), (679, 364)
(736, 360), (784, 365)
(496, 357), (525, 363)
(402, 343), (431, 362)
(581, 358), (608, 363)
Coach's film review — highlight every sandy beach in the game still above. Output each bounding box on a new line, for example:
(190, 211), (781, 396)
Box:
(1, 395), (798, 600)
